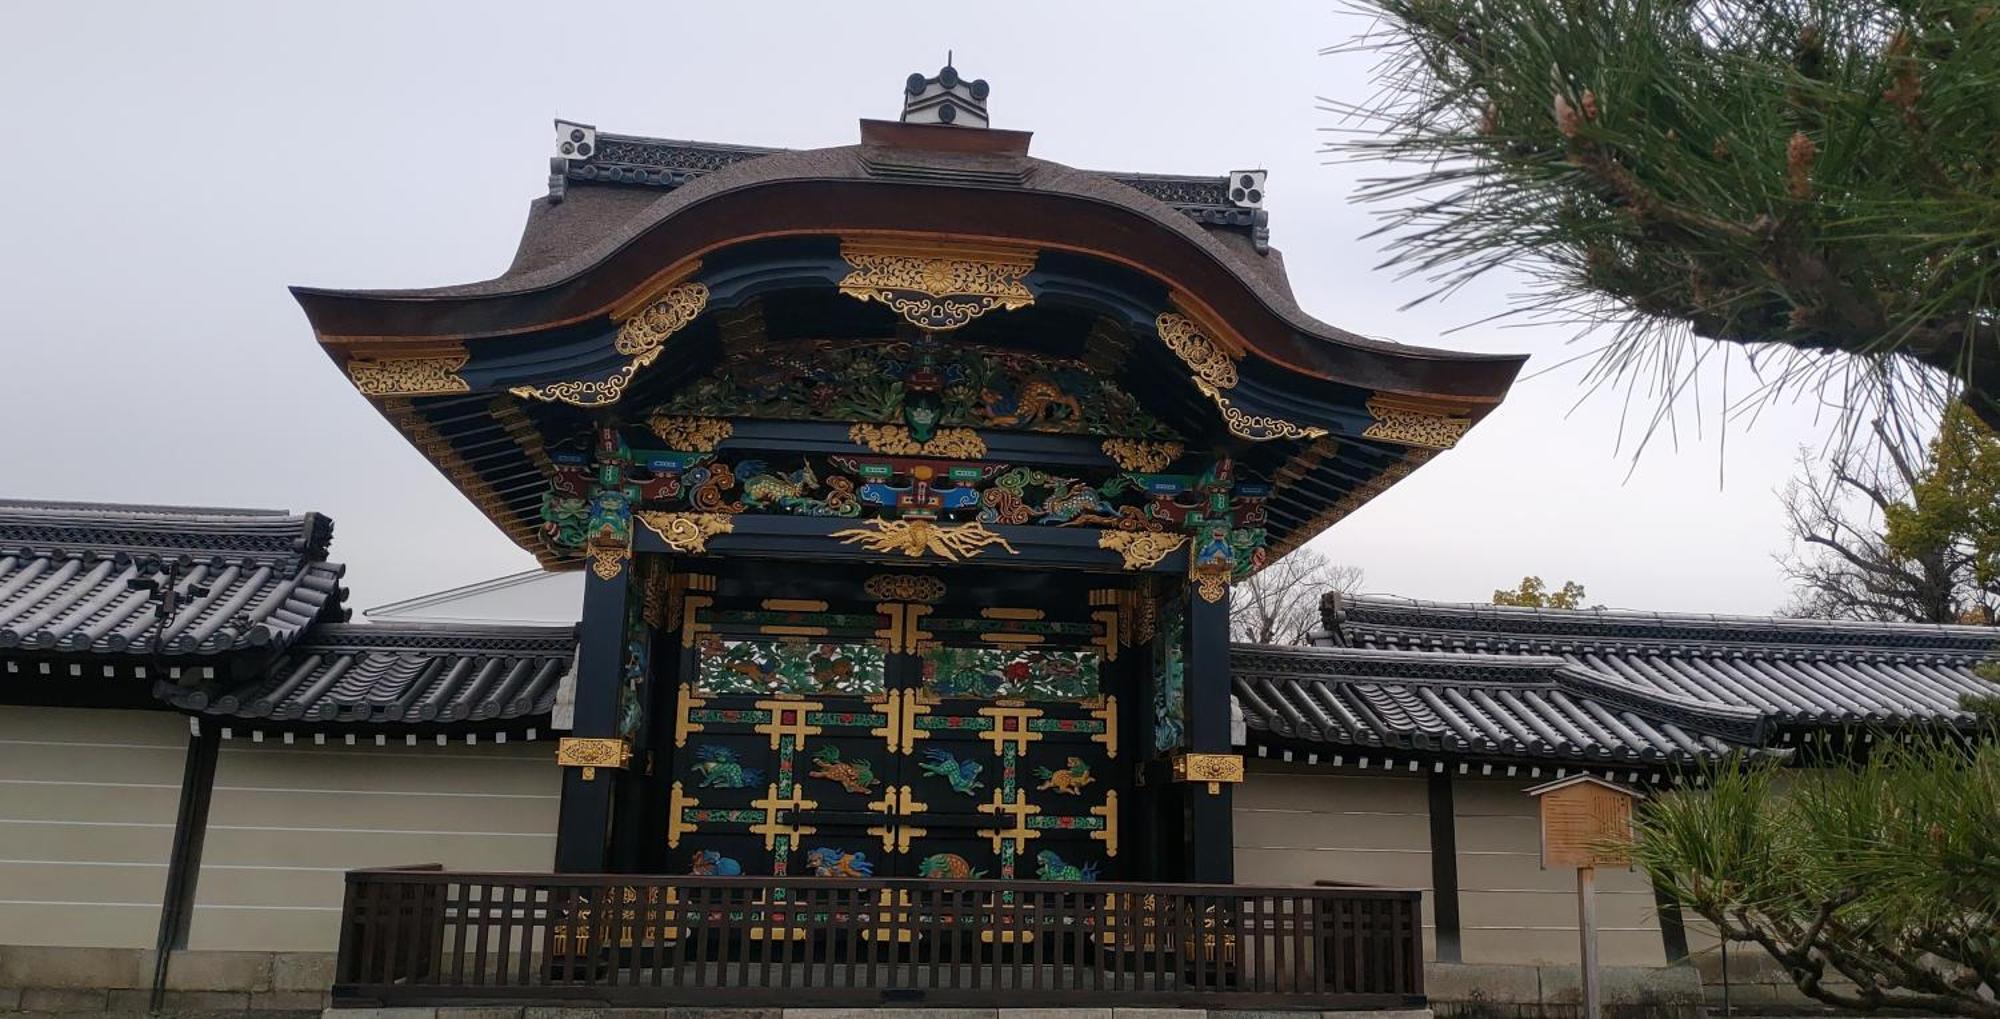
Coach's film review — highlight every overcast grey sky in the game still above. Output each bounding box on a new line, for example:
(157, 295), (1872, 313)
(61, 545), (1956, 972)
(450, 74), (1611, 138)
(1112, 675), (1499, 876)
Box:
(0, 1), (1850, 614)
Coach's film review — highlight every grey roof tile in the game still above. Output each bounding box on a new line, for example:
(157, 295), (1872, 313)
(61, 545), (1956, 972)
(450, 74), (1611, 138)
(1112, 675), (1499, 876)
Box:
(158, 622), (575, 728)
(1323, 595), (1998, 727)
(0, 501), (344, 657)
(1231, 644), (1766, 764)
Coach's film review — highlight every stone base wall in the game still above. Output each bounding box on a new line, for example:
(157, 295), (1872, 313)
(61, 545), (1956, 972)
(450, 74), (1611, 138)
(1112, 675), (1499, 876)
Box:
(0, 945), (332, 1017)
(1425, 963), (1703, 1019)
(4, 946), (1717, 1019)
(1687, 942), (1857, 1013)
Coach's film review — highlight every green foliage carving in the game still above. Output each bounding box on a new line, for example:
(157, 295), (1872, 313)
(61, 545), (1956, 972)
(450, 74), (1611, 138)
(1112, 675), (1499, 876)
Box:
(921, 645), (1100, 701)
(1153, 605), (1186, 755)
(695, 639), (886, 696)
(650, 339), (1178, 440)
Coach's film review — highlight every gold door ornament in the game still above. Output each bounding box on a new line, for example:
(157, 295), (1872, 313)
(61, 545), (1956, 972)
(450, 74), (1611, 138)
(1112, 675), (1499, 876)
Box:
(862, 574), (946, 603)
(837, 241), (1036, 330)
(1170, 751), (1245, 795)
(557, 737), (633, 780)
(866, 785), (930, 854)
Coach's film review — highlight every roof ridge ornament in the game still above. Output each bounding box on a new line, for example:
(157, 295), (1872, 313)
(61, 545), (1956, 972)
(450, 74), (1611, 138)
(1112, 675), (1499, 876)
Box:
(901, 55), (990, 128)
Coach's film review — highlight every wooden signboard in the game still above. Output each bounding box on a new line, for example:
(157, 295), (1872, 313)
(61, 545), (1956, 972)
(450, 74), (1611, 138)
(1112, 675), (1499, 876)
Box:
(1532, 775), (1637, 868)
(1527, 776), (1644, 1019)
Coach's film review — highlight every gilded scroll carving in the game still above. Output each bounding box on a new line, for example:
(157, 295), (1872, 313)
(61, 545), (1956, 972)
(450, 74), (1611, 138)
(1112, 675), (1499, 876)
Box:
(649, 415), (734, 452)
(1361, 396), (1473, 450)
(831, 519), (1018, 561)
(346, 353), (471, 396)
(1097, 530), (1188, 571)
(863, 574), (947, 603)
(837, 244), (1036, 330)
(1153, 312), (1328, 442)
(1099, 438), (1183, 473)
(636, 511), (736, 554)
(848, 423), (987, 459)
(511, 282), (710, 407)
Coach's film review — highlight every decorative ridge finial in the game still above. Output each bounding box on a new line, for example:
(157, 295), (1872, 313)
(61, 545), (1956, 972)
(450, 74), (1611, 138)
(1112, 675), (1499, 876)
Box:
(901, 56), (989, 128)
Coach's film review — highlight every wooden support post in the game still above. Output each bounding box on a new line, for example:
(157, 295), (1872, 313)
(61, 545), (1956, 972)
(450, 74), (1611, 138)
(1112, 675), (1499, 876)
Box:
(1179, 582), (1235, 883)
(150, 723), (220, 1010)
(554, 561), (633, 873)
(1427, 771), (1463, 962)
(1579, 865), (1601, 1019)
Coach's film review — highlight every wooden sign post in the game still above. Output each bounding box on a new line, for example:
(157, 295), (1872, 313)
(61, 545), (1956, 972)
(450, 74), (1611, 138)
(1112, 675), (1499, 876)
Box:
(1527, 776), (1643, 1019)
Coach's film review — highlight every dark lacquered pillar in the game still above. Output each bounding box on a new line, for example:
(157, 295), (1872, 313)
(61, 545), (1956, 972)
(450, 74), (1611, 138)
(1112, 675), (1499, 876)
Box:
(1179, 581), (1236, 883)
(554, 558), (633, 873)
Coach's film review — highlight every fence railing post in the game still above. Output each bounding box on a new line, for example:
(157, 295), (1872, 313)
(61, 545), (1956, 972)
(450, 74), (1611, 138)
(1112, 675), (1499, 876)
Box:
(331, 870), (1427, 1009)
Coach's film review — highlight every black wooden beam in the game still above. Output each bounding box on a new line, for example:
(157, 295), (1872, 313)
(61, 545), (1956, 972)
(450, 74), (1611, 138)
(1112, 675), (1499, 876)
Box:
(1427, 771), (1463, 963)
(1654, 880), (1691, 964)
(554, 564), (632, 872)
(149, 723), (220, 1010)
(1180, 583), (1235, 883)
(633, 516), (1189, 574)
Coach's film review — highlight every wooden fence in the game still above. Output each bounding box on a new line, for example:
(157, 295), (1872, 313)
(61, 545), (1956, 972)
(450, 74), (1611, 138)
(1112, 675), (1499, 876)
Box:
(335, 867), (1424, 1009)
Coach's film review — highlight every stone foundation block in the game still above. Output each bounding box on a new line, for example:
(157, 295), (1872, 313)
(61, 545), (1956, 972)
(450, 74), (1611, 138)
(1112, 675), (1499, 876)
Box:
(19, 986), (110, 1011)
(274, 953), (338, 993)
(1538, 964), (1700, 1007)
(785, 1011), (998, 1019)
(1425, 963), (1540, 1004)
(0, 946), (148, 989)
(524, 1010), (667, 1019)
(159, 951), (275, 993)
(255, 989), (336, 1011)
(1000, 1009), (1113, 1019)
(433, 1008), (528, 1019)
(322, 1008), (439, 1019)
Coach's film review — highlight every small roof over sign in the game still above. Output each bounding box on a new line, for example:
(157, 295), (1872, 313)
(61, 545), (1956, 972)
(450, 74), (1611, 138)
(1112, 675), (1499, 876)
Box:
(1524, 774), (1646, 801)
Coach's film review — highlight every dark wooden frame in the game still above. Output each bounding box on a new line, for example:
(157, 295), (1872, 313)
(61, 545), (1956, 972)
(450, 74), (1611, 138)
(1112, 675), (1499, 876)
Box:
(1427, 771), (1462, 963)
(148, 723), (220, 1009)
(334, 869), (1424, 1010)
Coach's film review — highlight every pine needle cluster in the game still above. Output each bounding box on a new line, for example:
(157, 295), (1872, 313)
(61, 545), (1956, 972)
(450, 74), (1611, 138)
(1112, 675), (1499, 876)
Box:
(1329, 1), (2000, 441)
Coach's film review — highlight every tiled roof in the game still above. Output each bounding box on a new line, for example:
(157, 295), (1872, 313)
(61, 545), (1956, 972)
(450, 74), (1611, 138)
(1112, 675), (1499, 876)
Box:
(0, 501), (345, 657)
(157, 622), (574, 728)
(550, 133), (1269, 247)
(1232, 644), (1765, 764)
(1324, 596), (1999, 728)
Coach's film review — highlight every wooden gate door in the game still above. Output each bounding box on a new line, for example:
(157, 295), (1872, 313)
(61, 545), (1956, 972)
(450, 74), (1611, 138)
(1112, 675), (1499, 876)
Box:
(899, 638), (1121, 882)
(666, 587), (897, 879)
(665, 575), (1125, 883)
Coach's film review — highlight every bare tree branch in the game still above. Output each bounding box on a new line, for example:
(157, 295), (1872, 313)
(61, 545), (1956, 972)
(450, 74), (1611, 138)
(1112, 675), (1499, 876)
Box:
(1231, 549), (1364, 644)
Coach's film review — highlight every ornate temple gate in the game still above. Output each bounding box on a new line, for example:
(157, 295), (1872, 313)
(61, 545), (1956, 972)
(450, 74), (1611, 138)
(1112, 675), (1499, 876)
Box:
(657, 564), (1129, 883)
(299, 65), (1520, 1009)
